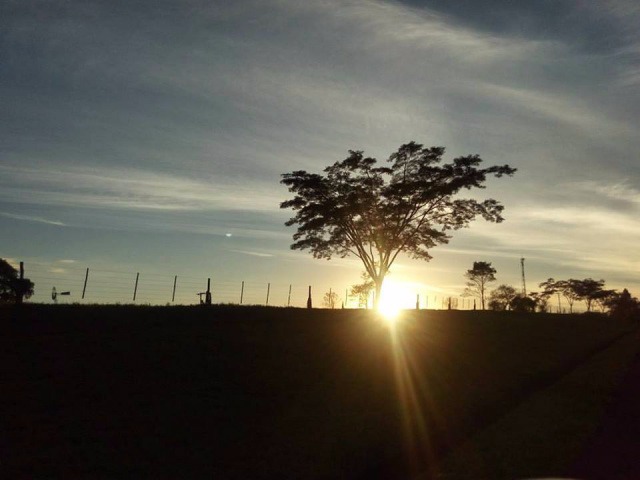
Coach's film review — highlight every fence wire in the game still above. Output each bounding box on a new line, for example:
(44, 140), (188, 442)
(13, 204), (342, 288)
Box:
(19, 263), (501, 310)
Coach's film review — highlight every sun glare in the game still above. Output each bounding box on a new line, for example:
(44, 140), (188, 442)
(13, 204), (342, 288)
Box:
(377, 280), (412, 322)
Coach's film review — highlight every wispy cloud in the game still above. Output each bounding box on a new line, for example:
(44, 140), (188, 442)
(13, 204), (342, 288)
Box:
(230, 250), (274, 258)
(0, 165), (282, 212)
(0, 212), (65, 226)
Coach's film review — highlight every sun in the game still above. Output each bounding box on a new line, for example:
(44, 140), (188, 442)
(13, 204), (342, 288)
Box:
(377, 279), (410, 322)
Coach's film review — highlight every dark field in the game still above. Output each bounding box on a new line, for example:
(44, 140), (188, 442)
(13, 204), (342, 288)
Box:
(1, 305), (636, 479)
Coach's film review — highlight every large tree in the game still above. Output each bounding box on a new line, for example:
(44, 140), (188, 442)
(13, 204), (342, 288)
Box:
(463, 261), (497, 310)
(281, 142), (516, 307)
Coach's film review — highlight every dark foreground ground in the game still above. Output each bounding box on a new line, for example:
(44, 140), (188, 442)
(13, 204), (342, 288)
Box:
(0, 305), (637, 479)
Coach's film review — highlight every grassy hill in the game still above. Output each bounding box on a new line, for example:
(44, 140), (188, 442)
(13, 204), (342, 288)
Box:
(1, 305), (635, 478)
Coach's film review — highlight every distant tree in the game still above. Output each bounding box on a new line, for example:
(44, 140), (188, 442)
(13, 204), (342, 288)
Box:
(509, 295), (536, 313)
(350, 272), (375, 308)
(572, 278), (606, 312)
(593, 289), (618, 313)
(281, 142), (516, 308)
(529, 291), (551, 313)
(0, 259), (34, 305)
(322, 290), (339, 309)
(463, 261), (497, 310)
(539, 278), (582, 313)
(488, 284), (517, 311)
(607, 289), (640, 321)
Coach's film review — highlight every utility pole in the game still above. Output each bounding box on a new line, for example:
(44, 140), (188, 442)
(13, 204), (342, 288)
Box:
(520, 257), (527, 297)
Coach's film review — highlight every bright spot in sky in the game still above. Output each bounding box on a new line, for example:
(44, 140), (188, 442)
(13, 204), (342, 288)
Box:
(225, 233), (232, 237)
(378, 279), (412, 322)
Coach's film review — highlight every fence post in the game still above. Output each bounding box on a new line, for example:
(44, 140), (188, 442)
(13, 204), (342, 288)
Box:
(82, 268), (89, 299)
(307, 285), (312, 309)
(133, 272), (139, 301)
(266, 283), (270, 305)
(205, 278), (211, 305)
(16, 261), (25, 304)
(287, 284), (291, 306)
(240, 281), (244, 304)
(416, 293), (419, 310)
(172, 275), (177, 302)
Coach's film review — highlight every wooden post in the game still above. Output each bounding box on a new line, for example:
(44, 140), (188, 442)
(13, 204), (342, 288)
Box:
(240, 281), (244, 304)
(172, 275), (177, 302)
(306, 286), (312, 309)
(287, 284), (291, 306)
(82, 268), (89, 299)
(133, 272), (139, 301)
(416, 293), (419, 310)
(205, 278), (211, 305)
(266, 283), (270, 305)
(16, 261), (25, 305)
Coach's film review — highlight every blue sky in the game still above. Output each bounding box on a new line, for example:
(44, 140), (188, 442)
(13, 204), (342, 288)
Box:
(1, 0), (639, 306)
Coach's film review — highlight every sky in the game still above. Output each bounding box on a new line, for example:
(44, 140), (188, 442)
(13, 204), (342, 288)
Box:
(1, 0), (639, 307)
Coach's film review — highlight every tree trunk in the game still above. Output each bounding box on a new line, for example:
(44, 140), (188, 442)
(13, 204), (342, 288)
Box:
(374, 280), (383, 310)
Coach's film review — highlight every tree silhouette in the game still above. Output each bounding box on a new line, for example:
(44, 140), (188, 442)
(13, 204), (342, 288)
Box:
(322, 290), (339, 309)
(350, 272), (375, 308)
(509, 295), (536, 313)
(540, 278), (606, 313)
(593, 289), (617, 313)
(281, 142), (515, 307)
(0, 258), (34, 305)
(607, 289), (639, 321)
(463, 261), (497, 310)
(539, 278), (581, 313)
(488, 284), (517, 311)
(572, 278), (605, 312)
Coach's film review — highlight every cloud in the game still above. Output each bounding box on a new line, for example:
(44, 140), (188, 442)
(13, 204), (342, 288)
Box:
(0, 212), (65, 226)
(0, 165), (283, 212)
(230, 250), (275, 258)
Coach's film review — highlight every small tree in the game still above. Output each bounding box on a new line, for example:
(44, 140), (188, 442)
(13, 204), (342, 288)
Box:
(463, 261), (497, 310)
(281, 142), (516, 308)
(350, 272), (375, 308)
(322, 290), (339, 309)
(0, 259), (35, 305)
(509, 295), (536, 313)
(488, 284), (517, 311)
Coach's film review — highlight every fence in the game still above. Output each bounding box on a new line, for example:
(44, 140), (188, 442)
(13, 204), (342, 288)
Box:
(17, 262), (487, 310)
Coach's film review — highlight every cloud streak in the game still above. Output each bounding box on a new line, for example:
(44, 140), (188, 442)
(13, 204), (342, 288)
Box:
(0, 212), (65, 226)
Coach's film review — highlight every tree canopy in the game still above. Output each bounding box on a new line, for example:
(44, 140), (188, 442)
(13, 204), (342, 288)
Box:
(463, 261), (497, 310)
(0, 258), (34, 305)
(539, 277), (606, 313)
(488, 284), (517, 311)
(281, 142), (516, 306)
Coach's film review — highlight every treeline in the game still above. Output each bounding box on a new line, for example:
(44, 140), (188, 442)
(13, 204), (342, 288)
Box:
(463, 261), (639, 319)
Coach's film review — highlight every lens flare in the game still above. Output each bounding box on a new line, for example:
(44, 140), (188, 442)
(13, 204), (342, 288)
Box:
(377, 279), (408, 322)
